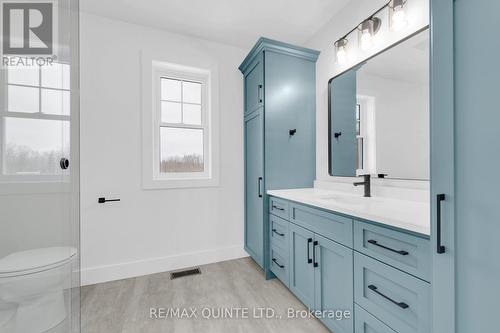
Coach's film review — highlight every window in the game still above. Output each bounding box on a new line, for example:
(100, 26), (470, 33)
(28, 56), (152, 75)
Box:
(355, 103), (364, 171)
(142, 58), (219, 189)
(0, 59), (71, 181)
(159, 78), (204, 174)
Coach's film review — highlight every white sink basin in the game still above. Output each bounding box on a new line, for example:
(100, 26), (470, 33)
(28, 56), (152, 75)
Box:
(318, 194), (382, 206)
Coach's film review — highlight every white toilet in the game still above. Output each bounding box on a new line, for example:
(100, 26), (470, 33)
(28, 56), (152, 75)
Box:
(0, 247), (77, 333)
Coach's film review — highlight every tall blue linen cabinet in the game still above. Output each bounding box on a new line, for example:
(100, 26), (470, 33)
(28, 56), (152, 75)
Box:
(239, 38), (319, 277)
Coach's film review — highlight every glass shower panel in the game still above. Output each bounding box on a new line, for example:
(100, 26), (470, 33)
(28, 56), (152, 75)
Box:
(0, 0), (80, 332)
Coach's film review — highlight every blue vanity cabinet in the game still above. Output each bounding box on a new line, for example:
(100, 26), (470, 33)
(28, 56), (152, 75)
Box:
(268, 195), (432, 333)
(240, 38), (319, 274)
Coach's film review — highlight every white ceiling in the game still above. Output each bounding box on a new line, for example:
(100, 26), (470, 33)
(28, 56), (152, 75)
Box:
(81, 0), (352, 49)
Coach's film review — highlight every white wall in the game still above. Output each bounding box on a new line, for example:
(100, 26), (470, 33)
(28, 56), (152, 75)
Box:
(304, 0), (429, 186)
(80, 13), (247, 285)
(357, 73), (429, 180)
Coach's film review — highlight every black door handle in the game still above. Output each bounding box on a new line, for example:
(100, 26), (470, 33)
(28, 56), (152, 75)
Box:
(307, 238), (313, 264)
(368, 285), (409, 309)
(258, 177), (263, 198)
(437, 194), (446, 254)
(313, 241), (319, 267)
(367, 240), (409, 256)
(272, 229), (285, 237)
(272, 258), (284, 269)
(98, 197), (121, 204)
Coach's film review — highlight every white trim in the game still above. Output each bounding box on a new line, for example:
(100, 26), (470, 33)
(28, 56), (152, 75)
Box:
(141, 52), (220, 189)
(81, 245), (248, 286)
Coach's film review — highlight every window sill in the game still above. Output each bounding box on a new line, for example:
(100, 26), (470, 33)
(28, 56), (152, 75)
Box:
(142, 177), (219, 190)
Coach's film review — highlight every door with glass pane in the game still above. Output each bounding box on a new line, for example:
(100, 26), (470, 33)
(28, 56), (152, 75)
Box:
(0, 0), (80, 332)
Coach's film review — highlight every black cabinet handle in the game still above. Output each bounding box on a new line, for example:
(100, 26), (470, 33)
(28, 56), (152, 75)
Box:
(272, 258), (284, 269)
(437, 194), (446, 254)
(258, 84), (263, 103)
(307, 238), (313, 264)
(313, 241), (319, 267)
(258, 177), (263, 198)
(367, 240), (409, 256)
(368, 285), (409, 309)
(98, 197), (120, 204)
(289, 129), (297, 136)
(272, 205), (284, 211)
(272, 229), (285, 237)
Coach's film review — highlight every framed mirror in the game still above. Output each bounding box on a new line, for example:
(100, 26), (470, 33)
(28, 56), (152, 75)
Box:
(328, 28), (429, 180)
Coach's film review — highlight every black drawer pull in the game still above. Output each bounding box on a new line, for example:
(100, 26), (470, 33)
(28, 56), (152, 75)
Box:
(367, 240), (409, 256)
(272, 258), (284, 269)
(313, 241), (319, 267)
(272, 229), (285, 237)
(272, 205), (285, 211)
(368, 285), (409, 309)
(307, 238), (313, 264)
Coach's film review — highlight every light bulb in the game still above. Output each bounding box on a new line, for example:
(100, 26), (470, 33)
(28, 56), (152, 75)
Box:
(392, 6), (408, 31)
(360, 29), (373, 51)
(336, 46), (347, 64)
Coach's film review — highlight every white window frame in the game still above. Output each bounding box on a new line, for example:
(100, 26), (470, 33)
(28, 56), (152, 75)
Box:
(356, 94), (377, 176)
(0, 62), (71, 184)
(142, 54), (219, 189)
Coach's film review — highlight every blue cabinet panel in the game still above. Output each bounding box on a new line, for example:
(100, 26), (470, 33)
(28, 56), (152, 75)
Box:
(354, 304), (396, 333)
(354, 253), (430, 333)
(244, 55), (264, 115)
(270, 246), (289, 287)
(269, 214), (289, 252)
(354, 221), (431, 282)
(269, 196), (290, 220)
(289, 223), (315, 309)
(314, 234), (354, 333)
(264, 51), (316, 190)
(244, 109), (264, 267)
(290, 202), (353, 247)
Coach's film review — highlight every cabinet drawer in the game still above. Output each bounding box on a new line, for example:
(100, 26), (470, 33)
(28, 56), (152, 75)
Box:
(354, 253), (430, 333)
(269, 197), (289, 220)
(290, 203), (353, 247)
(354, 221), (431, 281)
(270, 214), (289, 251)
(355, 304), (396, 333)
(270, 246), (289, 287)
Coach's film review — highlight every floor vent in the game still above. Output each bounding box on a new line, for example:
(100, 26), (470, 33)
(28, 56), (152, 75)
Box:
(170, 268), (201, 280)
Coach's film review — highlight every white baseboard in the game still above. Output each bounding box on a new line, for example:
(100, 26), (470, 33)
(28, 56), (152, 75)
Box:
(81, 245), (248, 286)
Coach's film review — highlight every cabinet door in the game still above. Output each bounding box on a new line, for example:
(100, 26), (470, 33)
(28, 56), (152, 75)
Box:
(314, 234), (354, 333)
(244, 108), (264, 267)
(289, 223), (315, 309)
(244, 54), (264, 114)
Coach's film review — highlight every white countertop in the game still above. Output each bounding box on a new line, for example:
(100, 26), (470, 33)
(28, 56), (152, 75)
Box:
(267, 188), (430, 236)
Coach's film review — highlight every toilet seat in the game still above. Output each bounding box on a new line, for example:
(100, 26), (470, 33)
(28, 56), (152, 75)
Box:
(0, 247), (77, 278)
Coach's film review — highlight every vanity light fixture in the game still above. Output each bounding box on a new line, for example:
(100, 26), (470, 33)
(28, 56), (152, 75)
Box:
(390, 0), (408, 31)
(334, 38), (349, 64)
(358, 17), (381, 51)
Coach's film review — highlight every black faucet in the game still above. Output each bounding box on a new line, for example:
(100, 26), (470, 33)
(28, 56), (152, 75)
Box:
(353, 174), (371, 197)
